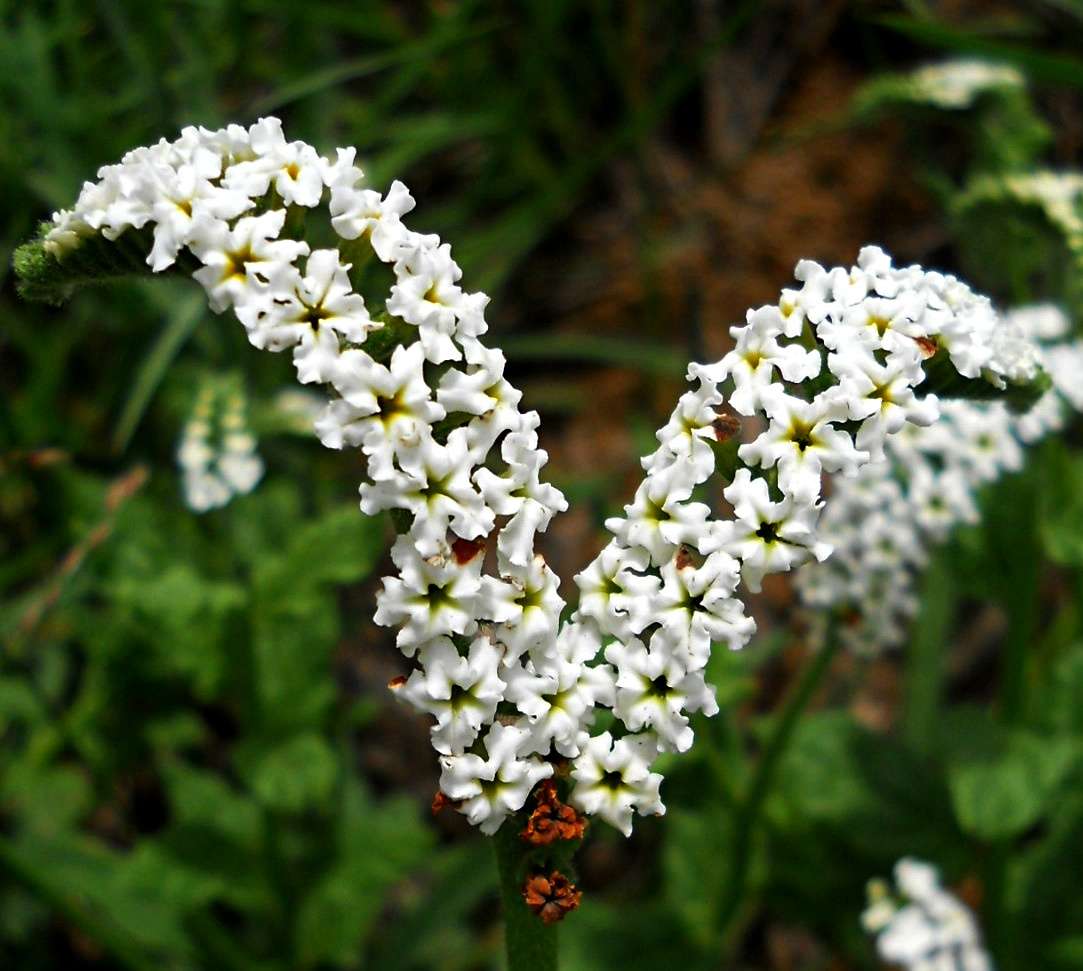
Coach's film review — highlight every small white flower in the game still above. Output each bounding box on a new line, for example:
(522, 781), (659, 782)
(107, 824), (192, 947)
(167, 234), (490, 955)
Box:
(330, 179), (416, 261)
(738, 391), (868, 500)
(374, 536), (483, 656)
(438, 722), (553, 835)
(570, 731), (665, 837)
(473, 414), (567, 569)
(190, 209), (309, 313)
(493, 554), (565, 664)
(394, 635), (506, 755)
(316, 342), (445, 478)
(223, 116), (326, 207)
(652, 550), (754, 663)
(573, 541), (659, 640)
(717, 305), (821, 415)
(386, 241), (466, 363)
(360, 426), (494, 557)
(504, 641), (607, 758)
(606, 467), (711, 567)
(145, 163), (253, 272)
(605, 636), (718, 753)
(712, 468), (831, 591)
(863, 858), (992, 971)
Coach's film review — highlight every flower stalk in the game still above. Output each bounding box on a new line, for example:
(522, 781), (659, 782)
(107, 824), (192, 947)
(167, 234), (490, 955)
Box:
(493, 824), (560, 971)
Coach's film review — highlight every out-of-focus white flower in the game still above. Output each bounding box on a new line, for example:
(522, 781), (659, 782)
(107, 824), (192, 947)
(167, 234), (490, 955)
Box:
(177, 378), (264, 513)
(862, 858), (993, 971)
(798, 304), (1083, 656)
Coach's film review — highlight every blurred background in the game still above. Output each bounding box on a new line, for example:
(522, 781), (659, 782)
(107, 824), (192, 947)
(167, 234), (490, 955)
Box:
(3, 1), (1083, 969)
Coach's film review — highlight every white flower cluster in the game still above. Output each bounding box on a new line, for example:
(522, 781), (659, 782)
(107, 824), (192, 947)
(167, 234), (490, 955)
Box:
(45, 120), (1041, 837)
(862, 859), (992, 971)
(797, 304), (1083, 654)
(177, 378), (263, 513)
(961, 171), (1083, 259)
(909, 60), (1024, 109)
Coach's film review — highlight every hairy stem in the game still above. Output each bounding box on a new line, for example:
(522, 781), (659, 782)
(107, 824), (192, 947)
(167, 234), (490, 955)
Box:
(715, 633), (842, 947)
(492, 826), (558, 971)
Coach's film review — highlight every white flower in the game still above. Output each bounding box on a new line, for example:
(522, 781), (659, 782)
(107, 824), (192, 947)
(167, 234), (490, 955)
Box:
(374, 536), (483, 656)
(606, 636), (718, 752)
(238, 248), (376, 385)
(330, 178), (415, 261)
(863, 858), (992, 971)
(829, 347), (939, 458)
(738, 391), (868, 500)
(493, 554), (565, 664)
(190, 209), (309, 313)
(386, 241), (466, 364)
(712, 468), (831, 591)
(437, 339), (524, 452)
(911, 58), (1023, 109)
(473, 414), (567, 569)
(222, 116), (326, 207)
(504, 639), (608, 758)
(145, 163), (253, 272)
(717, 305), (821, 415)
(573, 541), (660, 640)
(652, 550), (755, 662)
(359, 427), (494, 557)
(393, 635), (506, 755)
(438, 722), (553, 835)
(606, 467), (711, 567)
(177, 381), (263, 512)
(569, 731), (665, 837)
(42, 118), (1055, 836)
(641, 379), (723, 481)
(316, 342), (444, 479)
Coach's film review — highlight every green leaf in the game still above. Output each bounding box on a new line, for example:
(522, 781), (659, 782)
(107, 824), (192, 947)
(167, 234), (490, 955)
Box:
(944, 709), (1080, 840)
(0, 831), (195, 962)
(111, 563), (246, 698)
(1034, 644), (1083, 736)
(1041, 446), (1083, 567)
(0, 764), (92, 837)
(112, 286), (205, 452)
(160, 759), (262, 850)
(294, 781), (433, 966)
(661, 808), (736, 952)
(242, 733), (338, 814)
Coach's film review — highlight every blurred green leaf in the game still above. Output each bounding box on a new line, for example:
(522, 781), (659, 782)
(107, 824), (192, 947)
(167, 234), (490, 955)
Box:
(1041, 446), (1083, 566)
(944, 709), (1080, 840)
(295, 781), (433, 967)
(242, 732), (338, 814)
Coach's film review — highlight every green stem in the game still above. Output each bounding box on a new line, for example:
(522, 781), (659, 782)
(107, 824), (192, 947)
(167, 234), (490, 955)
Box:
(715, 634), (842, 946)
(984, 478), (1041, 970)
(903, 553), (955, 754)
(492, 826), (558, 971)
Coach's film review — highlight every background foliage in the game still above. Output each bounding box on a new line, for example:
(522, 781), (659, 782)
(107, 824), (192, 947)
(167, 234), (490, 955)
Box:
(3, 2), (1083, 969)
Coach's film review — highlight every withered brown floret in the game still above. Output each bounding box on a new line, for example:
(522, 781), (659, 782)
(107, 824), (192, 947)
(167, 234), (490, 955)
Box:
(522, 870), (582, 924)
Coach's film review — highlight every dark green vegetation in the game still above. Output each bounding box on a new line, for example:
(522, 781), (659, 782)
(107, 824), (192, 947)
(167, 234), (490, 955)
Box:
(3, 3), (1083, 969)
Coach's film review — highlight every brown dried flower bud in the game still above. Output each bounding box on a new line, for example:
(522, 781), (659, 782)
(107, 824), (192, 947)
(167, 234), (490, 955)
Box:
(522, 870), (582, 924)
(521, 779), (587, 845)
(451, 536), (486, 565)
(712, 413), (742, 442)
